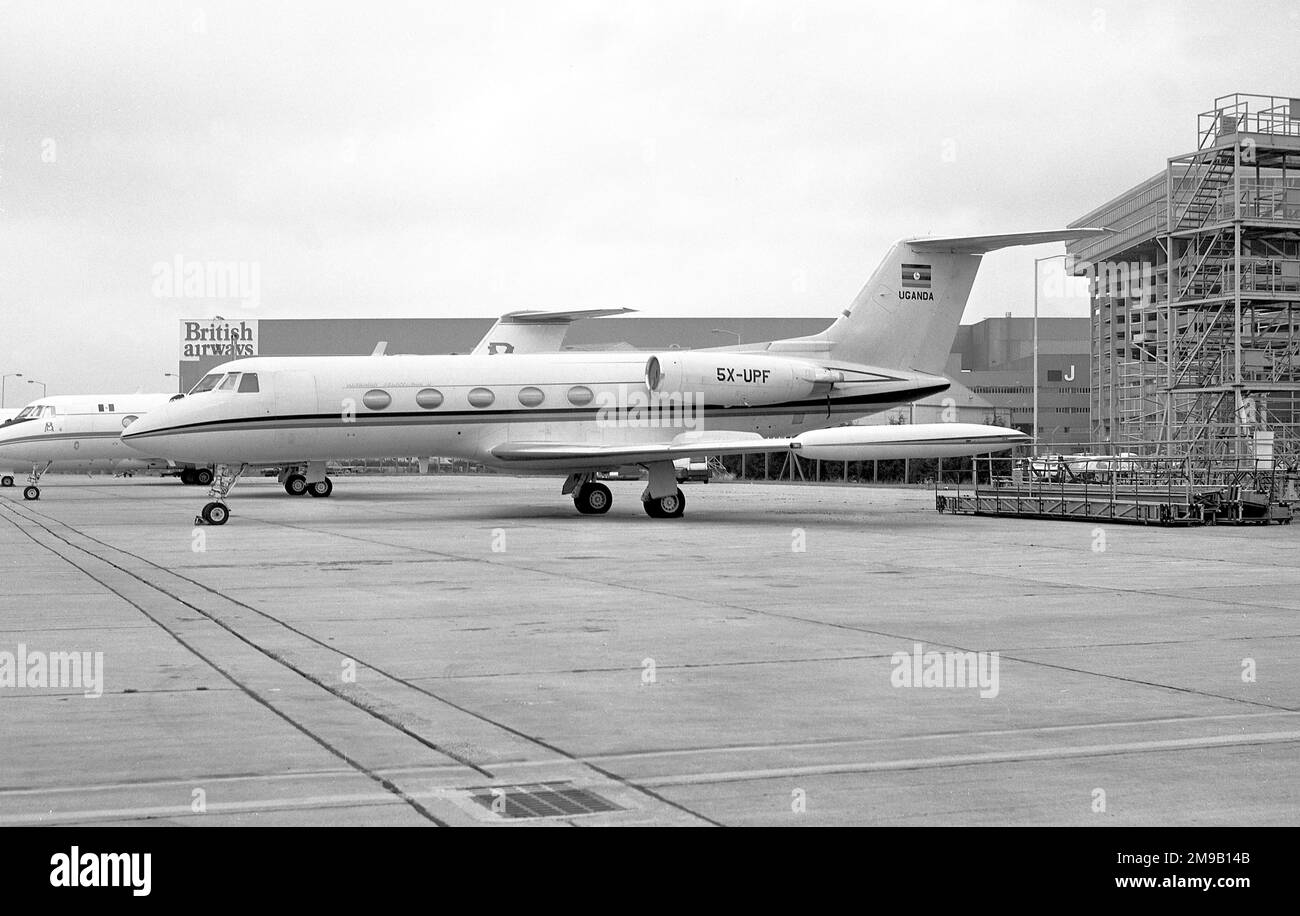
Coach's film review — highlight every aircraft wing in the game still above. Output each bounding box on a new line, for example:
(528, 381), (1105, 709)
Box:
(470, 307), (636, 355)
(491, 432), (793, 467)
(490, 424), (1030, 470)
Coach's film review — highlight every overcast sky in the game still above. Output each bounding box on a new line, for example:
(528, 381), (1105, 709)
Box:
(1, 0), (1297, 397)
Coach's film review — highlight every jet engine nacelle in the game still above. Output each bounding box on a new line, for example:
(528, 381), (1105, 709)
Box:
(645, 353), (841, 407)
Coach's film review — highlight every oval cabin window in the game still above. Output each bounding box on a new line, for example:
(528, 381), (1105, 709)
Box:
(416, 388), (444, 409)
(468, 387), (495, 408)
(567, 385), (594, 407)
(362, 389), (391, 410)
(518, 386), (545, 408)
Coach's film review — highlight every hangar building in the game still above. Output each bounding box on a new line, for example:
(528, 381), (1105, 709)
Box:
(1068, 92), (1300, 462)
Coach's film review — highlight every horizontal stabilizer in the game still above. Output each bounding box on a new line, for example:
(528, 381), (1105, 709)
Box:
(496, 308), (635, 324)
(907, 228), (1111, 253)
(471, 307), (636, 355)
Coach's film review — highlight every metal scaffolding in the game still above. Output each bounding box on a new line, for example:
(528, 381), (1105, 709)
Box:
(1071, 92), (1300, 464)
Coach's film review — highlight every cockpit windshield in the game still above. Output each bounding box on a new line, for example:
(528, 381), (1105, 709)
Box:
(218, 373), (241, 391)
(190, 373), (224, 394)
(14, 405), (54, 419)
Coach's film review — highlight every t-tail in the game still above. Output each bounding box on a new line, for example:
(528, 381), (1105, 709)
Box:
(765, 229), (1109, 374)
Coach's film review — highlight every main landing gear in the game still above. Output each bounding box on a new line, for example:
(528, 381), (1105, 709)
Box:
(195, 463), (247, 526)
(23, 462), (51, 501)
(280, 464), (333, 498)
(563, 473), (613, 515)
(574, 480), (612, 514)
(642, 488), (686, 518)
(179, 467), (214, 486)
(561, 465), (687, 518)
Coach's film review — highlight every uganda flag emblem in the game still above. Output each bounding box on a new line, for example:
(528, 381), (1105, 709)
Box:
(901, 263), (932, 289)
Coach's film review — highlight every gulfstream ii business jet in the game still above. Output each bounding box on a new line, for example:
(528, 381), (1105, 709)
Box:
(0, 309), (610, 501)
(121, 229), (1103, 525)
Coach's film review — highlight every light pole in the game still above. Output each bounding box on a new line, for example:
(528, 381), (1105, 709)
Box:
(1032, 253), (1071, 457)
(27, 379), (47, 398)
(1, 372), (22, 408)
(164, 372), (181, 393)
(711, 328), (742, 346)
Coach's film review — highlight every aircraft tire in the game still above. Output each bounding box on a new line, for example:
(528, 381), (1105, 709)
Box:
(180, 469), (196, 485)
(285, 474), (308, 496)
(574, 482), (612, 515)
(201, 502), (229, 525)
(194, 467), (214, 486)
(1, 475), (12, 487)
(23, 485), (40, 501)
(642, 489), (685, 518)
(307, 478), (334, 498)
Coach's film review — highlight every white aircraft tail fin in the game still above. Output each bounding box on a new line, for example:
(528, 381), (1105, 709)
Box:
(769, 229), (1108, 374)
(471, 307), (635, 355)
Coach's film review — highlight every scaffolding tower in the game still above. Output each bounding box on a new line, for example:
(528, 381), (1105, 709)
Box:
(1070, 93), (1300, 464)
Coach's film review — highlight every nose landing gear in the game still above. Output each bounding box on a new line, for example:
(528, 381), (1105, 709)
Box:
(22, 462), (51, 501)
(195, 463), (247, 526)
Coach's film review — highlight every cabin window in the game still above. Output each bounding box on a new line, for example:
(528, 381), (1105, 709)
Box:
(415, 388), (443, 409)
(362, 389), (392, 410)
(517, 386), (545, 408)
(237, 373), (260, 393)
(218, 373), (241, 391)
(191, 373), (223, 393)
(468, 387), (495, 408)
(567, 385), (594, 406)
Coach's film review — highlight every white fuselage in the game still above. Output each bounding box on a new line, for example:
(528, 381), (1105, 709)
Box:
(121, 353), (949, 467)
(0, 393), (178, 472)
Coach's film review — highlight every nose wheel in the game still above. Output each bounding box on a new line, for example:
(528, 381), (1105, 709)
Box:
(21, 462), (50, 502)
(193, 463), (247, 526)
(200, 502), (229, 525)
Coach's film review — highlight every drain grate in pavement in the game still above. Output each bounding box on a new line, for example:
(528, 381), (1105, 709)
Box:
(471, 783), (623, 819)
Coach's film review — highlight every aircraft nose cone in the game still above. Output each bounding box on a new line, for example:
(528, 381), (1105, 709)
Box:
(119, 408), (172, 450)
